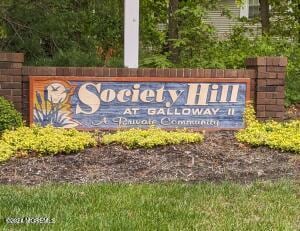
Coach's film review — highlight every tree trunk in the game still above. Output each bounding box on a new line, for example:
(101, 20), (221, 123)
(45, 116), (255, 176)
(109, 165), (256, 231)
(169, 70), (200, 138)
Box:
(167, 0), (179, 64)
(259, 0), (270, 35)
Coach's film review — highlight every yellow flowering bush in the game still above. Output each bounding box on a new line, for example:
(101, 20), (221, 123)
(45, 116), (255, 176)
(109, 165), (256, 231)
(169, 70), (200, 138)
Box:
(0, 141), (14, 162)
(236, 105), (300, 153)
(1, 126), (97, 158)
(102, 127), (204, 149)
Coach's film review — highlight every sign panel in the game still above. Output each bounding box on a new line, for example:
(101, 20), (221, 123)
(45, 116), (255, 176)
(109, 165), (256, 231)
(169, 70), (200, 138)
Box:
(30, 77), (250, 130)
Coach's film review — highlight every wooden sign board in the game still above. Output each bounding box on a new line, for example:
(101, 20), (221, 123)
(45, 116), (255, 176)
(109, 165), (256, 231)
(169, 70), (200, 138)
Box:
(29, 77), (250, 130)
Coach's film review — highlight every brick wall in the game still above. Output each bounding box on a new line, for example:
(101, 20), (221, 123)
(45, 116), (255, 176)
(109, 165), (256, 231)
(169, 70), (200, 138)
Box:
(0, 53), (24, 113)
(0, 52), (288, 122)
(246, 57), (287, 120)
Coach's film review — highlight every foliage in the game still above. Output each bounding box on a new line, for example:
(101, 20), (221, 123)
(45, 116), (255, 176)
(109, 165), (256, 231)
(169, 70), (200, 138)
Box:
(1, 182), (300, 230)
(0, 141), (14, 162)
(1, 126), (96, 156)
(0, 0), (123, 66)
(0, 96), (23, 133)
(236, 105), (300, 153)
(102, 127), (204, 149)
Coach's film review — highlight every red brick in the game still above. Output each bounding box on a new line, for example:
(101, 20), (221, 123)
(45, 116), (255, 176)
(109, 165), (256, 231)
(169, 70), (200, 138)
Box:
(257, 72), (269, 79)
(150, 68), (157, 77)
(247, 69), (256, 79)
(279, 57), (288, 67)
(141, 68), (149, 76)
(0, 82), (21, 89)
(276, 99), (285, 105)
(121, 68), (129, 77)
(257, 92), (267, 98)
(256, 98), (277, 105)
(257, 79), (267, 86)
(256, 105), (266, 111)
(169, 69), (177, 77)
(237, 69), (246, 78)
(82, 67), (96, 76)
(184, 68), (191, 77)
(257, 66), (266, 72)
(0, 69), (21, 75)
(0, 89), (11, 96)
(277, 73), (285, 79)
(109, 68), (117, 77)
(56, 67), (65, 76)
(257, 111), (266, 117)
(211, 69), (217, 78)
(177, 68), (184, 77)
(276, 112), (284, 118)
(266, 79), (284, 86)
(224, 69), (238, 78)
(12, 89), (22, 96)
(204, 69), (212, 77)
(103, 68), (110, 76)
(137, 68), (144, 76)
(95, 68), (104, 76)
(129, 68), (138, 77)
(267, 66), (286, 72)
(68, 67), (77, 76)
(266, 105), (284, 112)
(0, 62), (22, 69)
(215, 69), (224, 78)
(0, 53), (24, 62)
(265, 111), (279, 118)
(12, 96), (22, 103)
(257, 86), (277, 92)
(197, 69), (205, 77)
(272, 92), (285, 99)
(35, 67), (56, 76)
(163, 68), (170, 77)
(246, 57), (267, 66)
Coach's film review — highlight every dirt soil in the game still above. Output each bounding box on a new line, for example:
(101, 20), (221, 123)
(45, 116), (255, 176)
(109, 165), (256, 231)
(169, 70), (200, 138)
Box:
(0, 131), (299, 185)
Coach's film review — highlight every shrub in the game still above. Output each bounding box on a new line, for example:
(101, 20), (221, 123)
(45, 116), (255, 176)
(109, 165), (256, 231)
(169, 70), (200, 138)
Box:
(0, 141), (14, 162)
(236, 105), (300, 153)
(0, 97), (23, 133)
(1, 126), (97, 155)
(101, 127), (204, 149)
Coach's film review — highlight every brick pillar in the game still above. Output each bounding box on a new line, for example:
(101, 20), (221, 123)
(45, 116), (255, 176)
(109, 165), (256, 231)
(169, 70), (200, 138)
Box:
(0, 53), (24, 113)
(246, 56), (287, 121)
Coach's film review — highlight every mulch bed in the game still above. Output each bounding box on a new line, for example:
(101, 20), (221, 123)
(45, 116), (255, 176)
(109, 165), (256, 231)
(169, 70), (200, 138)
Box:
(0, 131), (299, 185)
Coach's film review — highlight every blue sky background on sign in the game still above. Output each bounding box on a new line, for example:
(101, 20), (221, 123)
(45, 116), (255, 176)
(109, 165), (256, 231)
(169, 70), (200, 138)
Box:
(67, 81), (247, 129)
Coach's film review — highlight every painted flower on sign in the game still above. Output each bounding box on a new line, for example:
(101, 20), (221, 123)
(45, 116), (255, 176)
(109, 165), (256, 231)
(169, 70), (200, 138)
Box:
(33, 82), (79, 128)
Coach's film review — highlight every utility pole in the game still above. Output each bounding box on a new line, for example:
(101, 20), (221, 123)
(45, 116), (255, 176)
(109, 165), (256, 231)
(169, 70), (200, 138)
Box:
(124, 0), (140, 68)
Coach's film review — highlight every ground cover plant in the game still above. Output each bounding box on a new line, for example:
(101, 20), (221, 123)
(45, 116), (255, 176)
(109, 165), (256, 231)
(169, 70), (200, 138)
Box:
(0, 126), (97, 162)
(236, 105), (300, 153)
(0, 181), (299, 230)
(101, 127), (204, 149)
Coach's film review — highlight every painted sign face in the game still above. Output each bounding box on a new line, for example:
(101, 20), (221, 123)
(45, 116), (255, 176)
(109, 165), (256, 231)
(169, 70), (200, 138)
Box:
(30, 77), (250, 130)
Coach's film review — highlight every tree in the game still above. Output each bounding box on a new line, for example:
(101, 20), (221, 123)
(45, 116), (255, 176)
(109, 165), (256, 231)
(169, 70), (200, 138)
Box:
(167, 0), (180, 63)
(259, 0), (270, 35)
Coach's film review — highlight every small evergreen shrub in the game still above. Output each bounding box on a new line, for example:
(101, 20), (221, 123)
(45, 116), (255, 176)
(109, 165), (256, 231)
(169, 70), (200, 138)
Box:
(101, 127), (204, 149)
(0, 97), (23, 133)
(236, 105), (300, 153)
(0, 141), (14, 162)
(1, 126), (97, 156)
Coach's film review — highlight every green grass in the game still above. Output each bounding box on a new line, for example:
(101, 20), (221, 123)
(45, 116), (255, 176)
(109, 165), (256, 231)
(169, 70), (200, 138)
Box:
(0, 182), (299, 230)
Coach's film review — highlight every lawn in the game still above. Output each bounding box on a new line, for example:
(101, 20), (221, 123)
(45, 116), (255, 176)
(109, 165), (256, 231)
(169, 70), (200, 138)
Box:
(0, 181), (299, 230)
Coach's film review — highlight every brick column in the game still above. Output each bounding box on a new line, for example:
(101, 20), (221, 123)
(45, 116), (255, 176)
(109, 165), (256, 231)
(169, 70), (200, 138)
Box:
(0, 53), (24, 113)
(246, 57), (287, 121)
